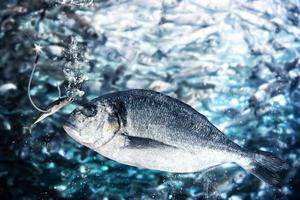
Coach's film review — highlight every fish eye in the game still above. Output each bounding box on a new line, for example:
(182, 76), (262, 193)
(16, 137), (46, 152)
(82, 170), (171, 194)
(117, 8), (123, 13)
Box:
(82, 104), (97, 117)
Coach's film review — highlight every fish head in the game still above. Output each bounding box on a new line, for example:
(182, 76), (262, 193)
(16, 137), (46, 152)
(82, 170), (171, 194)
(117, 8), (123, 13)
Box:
(63, 101), (120, 147)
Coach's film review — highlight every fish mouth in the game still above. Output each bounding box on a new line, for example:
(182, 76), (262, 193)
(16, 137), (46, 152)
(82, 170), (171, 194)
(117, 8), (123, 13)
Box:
(63, 120), (95, 146)
(63, 120), (80, 139)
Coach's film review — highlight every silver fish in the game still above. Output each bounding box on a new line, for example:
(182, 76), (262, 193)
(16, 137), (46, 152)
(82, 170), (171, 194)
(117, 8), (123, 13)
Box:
(63, 89), (287, 186)
(27, 96), (74, 133)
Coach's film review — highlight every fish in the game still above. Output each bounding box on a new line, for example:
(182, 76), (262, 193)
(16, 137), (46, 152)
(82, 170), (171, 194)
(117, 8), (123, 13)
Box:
(63, 89), (288, 186)
(26, 96), (74, 133)
(0, 83), (17, 95)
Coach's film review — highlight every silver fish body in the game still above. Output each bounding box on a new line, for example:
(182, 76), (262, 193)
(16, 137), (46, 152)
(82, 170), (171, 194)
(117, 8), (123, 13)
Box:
(64, 89), (287, 186)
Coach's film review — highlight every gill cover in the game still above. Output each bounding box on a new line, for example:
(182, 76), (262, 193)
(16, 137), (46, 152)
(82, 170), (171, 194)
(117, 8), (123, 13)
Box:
(94, 100), (127, 147)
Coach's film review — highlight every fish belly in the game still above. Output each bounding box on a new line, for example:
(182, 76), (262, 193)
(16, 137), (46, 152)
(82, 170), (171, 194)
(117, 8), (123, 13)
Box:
(95, 135), (235, 173)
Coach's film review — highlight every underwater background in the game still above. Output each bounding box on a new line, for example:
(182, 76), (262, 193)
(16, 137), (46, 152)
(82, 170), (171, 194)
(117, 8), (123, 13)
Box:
(0, 0), (300, 199)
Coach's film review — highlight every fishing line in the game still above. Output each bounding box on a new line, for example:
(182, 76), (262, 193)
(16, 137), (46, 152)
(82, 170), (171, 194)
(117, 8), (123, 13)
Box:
(24, 32), (62, 112)
(27, 53), (49, 113)
(57, 84), (61, 99)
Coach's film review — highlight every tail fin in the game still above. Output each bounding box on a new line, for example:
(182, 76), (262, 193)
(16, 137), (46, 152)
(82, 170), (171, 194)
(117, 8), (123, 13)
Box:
(238, 150), (289, 186)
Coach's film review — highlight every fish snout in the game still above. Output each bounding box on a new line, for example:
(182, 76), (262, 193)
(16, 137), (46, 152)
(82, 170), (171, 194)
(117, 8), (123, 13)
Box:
(63, 121), (80, 139)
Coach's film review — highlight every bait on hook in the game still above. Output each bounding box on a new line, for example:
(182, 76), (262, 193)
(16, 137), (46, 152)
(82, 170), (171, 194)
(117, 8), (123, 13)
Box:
(25, 45), (75, 133)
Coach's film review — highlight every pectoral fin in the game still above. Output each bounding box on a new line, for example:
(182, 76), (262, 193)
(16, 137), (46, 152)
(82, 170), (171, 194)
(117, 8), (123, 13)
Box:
(121, 133), (178, 150)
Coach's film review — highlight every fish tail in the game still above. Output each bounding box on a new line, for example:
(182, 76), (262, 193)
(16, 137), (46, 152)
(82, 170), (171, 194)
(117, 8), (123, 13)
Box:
(237, 150), (289, 186)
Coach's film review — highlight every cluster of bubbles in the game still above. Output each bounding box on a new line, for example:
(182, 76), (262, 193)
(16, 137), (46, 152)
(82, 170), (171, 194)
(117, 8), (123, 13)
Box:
(62, 36), (87, 97)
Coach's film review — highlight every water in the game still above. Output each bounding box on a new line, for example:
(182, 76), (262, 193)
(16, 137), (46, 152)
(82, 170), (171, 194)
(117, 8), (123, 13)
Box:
(0, 0), (299, 199)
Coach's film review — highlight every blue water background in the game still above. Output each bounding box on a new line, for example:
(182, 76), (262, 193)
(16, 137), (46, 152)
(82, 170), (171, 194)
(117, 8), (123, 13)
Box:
(0, 0), (300, 199)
